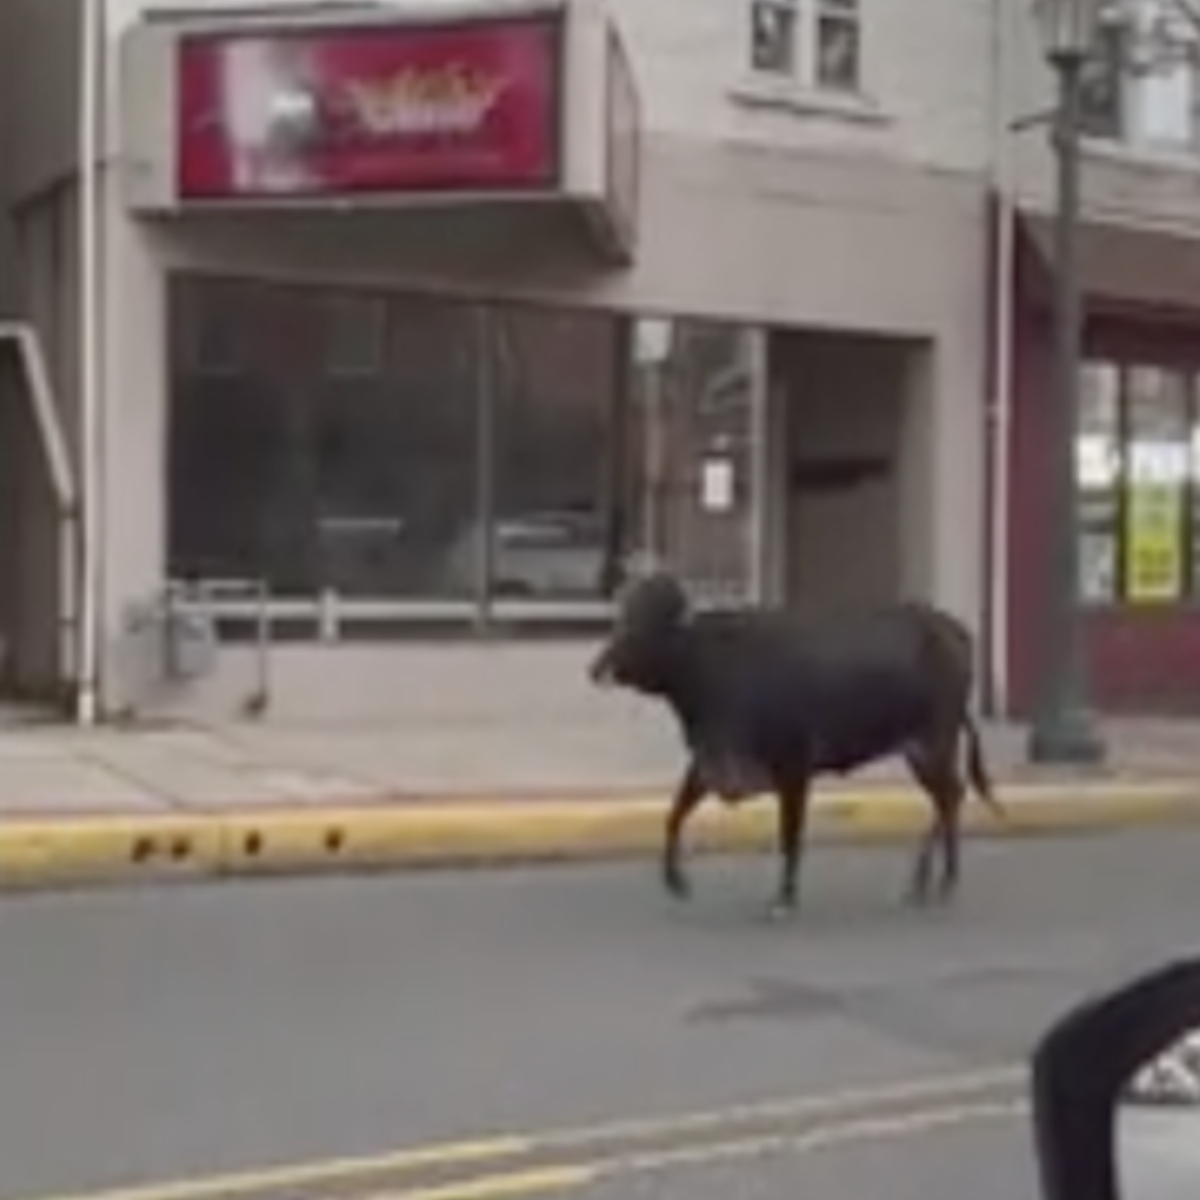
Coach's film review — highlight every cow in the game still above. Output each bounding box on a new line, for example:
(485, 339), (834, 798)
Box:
(588, 571), (1004, 915)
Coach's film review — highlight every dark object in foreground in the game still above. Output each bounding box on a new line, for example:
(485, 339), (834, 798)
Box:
(589, 573), (1004, 911)
(1030, 955), (1200, 1200)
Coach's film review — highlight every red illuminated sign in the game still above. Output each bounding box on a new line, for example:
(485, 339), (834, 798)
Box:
(177, 16), (563, 201)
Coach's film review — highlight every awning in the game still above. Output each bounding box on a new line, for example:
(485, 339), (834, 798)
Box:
(1019, 213), (1200, 314)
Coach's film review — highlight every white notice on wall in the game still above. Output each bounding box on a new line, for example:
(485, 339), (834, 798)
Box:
(634, 318), (674, 365)
(700, 458), (735, 512)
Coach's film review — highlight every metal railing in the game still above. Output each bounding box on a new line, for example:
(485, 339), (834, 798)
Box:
(163, 576), (272, 716)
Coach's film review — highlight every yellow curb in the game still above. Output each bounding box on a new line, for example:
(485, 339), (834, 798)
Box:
(211, 781), (1200, 876)
(0, 815), (223, 887)
(0, 781), (1198, 890)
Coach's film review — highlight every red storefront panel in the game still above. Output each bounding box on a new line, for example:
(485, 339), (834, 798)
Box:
(1008, 223), (1200, 713)
(177, 15), (563, 200)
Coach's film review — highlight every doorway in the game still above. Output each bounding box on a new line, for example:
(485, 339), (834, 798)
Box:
(0, 323), (77, 712)
(768, 329), (926, 619)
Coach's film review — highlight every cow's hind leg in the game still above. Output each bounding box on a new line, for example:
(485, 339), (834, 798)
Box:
(662, 761), (706, 900)
(905, 814), (939, 907)
(767, 777), (810, 920)
(904, 741), (966, 906)
(932, 766), (966, 903)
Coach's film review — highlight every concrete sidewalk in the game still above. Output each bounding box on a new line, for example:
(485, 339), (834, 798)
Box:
(0, 712), (1198, 890)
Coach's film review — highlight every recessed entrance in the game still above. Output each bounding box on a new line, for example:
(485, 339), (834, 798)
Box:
(768, 329), (927, 619)
(0, 323), (77, 712)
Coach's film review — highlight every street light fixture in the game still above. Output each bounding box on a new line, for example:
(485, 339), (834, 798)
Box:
(1026, 0), (1108, 765)
(1034, 0), (1102, 59)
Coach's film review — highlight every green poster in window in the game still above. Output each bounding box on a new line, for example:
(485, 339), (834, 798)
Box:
(1125, 481), (1184, 603)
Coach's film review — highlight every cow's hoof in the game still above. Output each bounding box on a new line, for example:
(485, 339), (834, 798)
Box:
(663, 870), (692, 902)
(765, 898), (797, 922)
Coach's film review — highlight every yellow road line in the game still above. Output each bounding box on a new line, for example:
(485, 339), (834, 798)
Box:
(363, 1169), (598, 1200)
(370, 1099), (1029, 1200)
(5, 1065), (1024, 1200)
(3, 1142), (533, 1200)
(536, 1064), (1022, 1149)
(603, 1098), (1029, 1176)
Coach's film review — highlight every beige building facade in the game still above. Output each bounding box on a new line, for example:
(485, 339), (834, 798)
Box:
(0, 0), (1001, 725)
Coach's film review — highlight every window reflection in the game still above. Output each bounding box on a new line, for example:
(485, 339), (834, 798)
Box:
(311, 293), (479, 599)
(169, 278), (480, 599)
(1076, 362), (1121, 602)
(1188, 378), (1200, 596)
(629, 318), (759, 604)
(485, 306), (624, 602)
(1074, 359), (1199, 607)
(167, 278), (760, 625)
(1124, 366), (1188, 603)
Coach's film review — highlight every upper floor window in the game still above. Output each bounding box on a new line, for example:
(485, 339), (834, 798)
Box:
(1079, 0), (1200, 152)
(749, 0), (861, 92)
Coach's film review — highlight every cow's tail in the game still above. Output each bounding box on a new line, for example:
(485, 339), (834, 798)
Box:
(963, 712), (1006, 821)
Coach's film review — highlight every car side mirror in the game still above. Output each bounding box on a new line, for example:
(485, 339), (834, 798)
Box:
(1030, 955), (1200, 1200)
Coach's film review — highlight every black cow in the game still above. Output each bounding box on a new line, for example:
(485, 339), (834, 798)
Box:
(589, 572), (1004, 914)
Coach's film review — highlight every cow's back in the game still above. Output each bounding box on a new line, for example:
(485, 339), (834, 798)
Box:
(711, 605), (942, 775)
(780, 609), (934, 771)
(678, 601), (971, 782)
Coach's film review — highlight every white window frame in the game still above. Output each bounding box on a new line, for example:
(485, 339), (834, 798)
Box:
(747, 0), (862, 94)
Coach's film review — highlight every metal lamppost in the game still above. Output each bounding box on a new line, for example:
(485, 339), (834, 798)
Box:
(1026, 0), (1107, 765)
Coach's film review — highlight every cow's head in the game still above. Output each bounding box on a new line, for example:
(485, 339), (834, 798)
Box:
(589, 571), (690, 689)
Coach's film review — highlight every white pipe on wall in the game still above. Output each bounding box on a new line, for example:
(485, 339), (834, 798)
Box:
(986, 0), (1017, 717)
(75, 0), (103, 725)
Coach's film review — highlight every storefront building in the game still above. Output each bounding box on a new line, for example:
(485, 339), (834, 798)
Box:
(1000, 0), (1200, 715)
(0, 0), (992, 724)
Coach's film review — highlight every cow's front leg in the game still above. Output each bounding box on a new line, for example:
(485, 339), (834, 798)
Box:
(662, 761), (706, 900)
(768, 777), (810, 919)
(906, 819), (938, 907)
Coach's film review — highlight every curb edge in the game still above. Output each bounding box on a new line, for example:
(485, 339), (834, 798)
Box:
(0, 780), (1199, 891)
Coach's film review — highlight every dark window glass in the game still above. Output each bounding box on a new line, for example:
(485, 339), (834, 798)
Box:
(816, 0), (860, 91)
(751, 0), (798, 75)
(168, 277), (478, 600)
(1079, 16), (1126, 139)
(1076, 362), (1121, 602)
(488, 306), (625, 602)
(310, 292), (479, 599)
(168, 278), (312, 592)
(167, 277), (658, 622)
(323, 294), (385, 378)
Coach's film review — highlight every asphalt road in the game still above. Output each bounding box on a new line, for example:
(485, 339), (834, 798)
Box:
(1, 827), (1199, 1200)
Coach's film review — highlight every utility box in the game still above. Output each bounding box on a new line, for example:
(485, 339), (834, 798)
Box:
(163, 602), (218, 681)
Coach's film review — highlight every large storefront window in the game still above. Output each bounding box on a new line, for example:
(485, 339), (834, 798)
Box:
(167, 276), (763, 631)
(1076, 362), (1121, 602)
(628, 317), (759, 604)
(1075, 359), (1196, 604)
